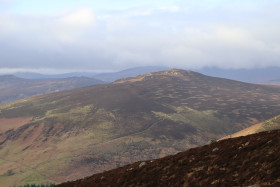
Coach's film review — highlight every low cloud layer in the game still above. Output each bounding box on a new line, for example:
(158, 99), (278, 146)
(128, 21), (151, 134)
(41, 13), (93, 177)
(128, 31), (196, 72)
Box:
(0, 0), (280, 73)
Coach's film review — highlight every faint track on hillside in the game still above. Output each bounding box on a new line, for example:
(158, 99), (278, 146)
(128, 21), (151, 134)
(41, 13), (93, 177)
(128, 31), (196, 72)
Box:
(94, 119), (164, 147)
(53, 119), (165, 162)
(0, 157), (56, 183)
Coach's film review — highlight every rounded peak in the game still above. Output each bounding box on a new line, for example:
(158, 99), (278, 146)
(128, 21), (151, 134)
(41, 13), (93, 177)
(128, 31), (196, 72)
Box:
(171, 68), (194, 73)
(113, 69), (198, 84)
(163, 68), (193, 75)
(152, 69), (198, 79)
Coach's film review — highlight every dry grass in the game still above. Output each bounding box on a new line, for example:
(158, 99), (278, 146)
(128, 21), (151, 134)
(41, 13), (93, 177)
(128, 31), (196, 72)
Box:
(220, 122), (264, 140)
(0, 117), (32, 133)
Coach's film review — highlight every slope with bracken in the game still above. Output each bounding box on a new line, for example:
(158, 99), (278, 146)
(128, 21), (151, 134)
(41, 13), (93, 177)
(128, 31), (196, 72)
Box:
(1, 69), (280, 186)
(56, 130), (280, 187)
(0, 75), (104, 105)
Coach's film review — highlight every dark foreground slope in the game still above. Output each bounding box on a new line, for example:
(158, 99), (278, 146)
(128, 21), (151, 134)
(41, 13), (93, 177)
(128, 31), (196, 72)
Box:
(1, 69), (280, 185)
(0, 75), (104, 105)
(57, 130), (280, 187)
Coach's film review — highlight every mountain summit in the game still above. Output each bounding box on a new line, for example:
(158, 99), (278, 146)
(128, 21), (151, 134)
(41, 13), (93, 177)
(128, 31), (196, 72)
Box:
(114, 69), (198, 83)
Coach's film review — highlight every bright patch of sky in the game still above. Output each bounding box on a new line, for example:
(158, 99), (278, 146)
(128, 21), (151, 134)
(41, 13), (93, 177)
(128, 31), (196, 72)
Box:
(5, 0), (177, 13)
(0, 0), (280, 73)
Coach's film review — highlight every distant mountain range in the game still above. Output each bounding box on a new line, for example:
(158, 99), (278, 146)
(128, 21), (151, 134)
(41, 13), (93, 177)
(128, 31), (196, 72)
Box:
(1, 69), (280, 186)
(267, 79), (280, 85)
(13, 66), (170, 82)
(92, 66), (169, 82)
(56, 129), (280, 187)
(14, 72), (100, 80)
(0, 75), (104, 105)
(195, 66), (280, 84)
(8, 66), (280, 84)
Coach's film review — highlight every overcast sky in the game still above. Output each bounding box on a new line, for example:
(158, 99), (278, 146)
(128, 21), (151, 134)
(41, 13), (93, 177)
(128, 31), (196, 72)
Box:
(0, 0), (280, 74)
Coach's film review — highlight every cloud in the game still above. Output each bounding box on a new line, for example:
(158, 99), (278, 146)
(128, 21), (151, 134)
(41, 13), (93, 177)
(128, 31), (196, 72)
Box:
(0, 0), (14, 6)
(0, 13), (18, 37)
(159, 6), (180, 12)
(0, 1), (280, 73)
(0, 68), (68, 74)
(57, 8), (95, 28)
(0, 8), (95, 43)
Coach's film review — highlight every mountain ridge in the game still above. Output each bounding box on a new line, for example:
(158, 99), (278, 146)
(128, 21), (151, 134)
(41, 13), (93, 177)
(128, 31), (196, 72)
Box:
(8, 66), (280, 84)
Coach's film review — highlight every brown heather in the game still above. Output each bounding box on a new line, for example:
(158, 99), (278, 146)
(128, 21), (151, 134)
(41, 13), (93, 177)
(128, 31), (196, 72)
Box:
(57, 130), (280, 187)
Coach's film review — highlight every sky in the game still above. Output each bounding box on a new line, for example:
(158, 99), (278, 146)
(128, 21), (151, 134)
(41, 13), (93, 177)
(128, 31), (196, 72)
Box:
(0, 0), (280, 74)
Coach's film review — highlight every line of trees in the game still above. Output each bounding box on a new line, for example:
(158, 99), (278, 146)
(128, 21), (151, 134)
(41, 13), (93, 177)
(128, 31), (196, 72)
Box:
(14, 184), (55, 187)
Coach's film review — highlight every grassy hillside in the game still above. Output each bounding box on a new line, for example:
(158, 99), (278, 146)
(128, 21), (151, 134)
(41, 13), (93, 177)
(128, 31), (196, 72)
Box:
(221, 114), (280, 139)
(260, 114), (280, 131)
(1, 69), (280, 186)
(56, 130), (280, 187)
(0, 75), (104, 105)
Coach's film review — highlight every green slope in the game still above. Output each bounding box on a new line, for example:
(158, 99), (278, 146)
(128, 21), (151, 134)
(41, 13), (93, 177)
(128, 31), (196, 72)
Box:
(221, 114), (280, 139)
(259, 114), (280, 132)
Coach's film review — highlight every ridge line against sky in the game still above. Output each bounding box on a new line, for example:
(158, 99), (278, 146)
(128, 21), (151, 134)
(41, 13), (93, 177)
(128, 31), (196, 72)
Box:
(0, 0), (280, 74)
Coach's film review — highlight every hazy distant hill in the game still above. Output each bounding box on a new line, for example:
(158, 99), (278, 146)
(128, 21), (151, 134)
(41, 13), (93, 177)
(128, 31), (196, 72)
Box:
(195, 66), (280, 84)
(1, 69), (280, 185)
(14, 72), (99, 80)
(11, 66), (280, 84)
(57, 130), (280, 187)
(93, 66), (170, 82)
(266, 79), (280, 85)
(12, 66), (169, 82)
(0, 75), (105, 105)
